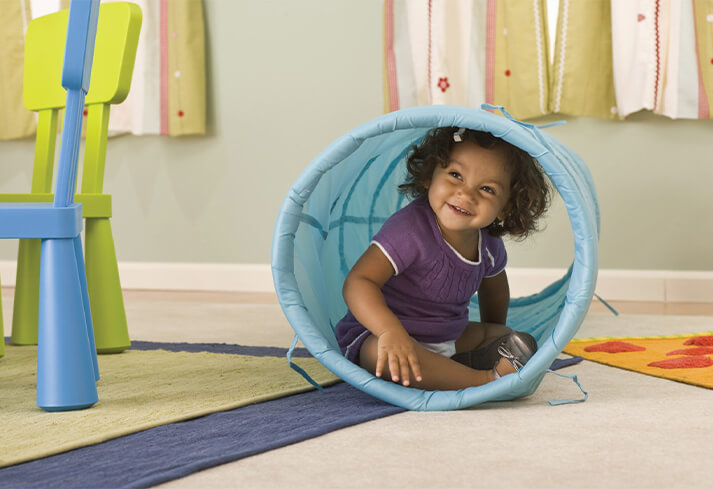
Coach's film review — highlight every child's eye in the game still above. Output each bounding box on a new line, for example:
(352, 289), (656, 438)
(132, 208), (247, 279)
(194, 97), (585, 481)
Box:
(448, 171), (462, 180)
(481, 186), (495, 195)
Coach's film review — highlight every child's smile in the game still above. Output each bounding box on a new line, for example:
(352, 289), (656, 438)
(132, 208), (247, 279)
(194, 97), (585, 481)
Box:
(447, 203), (472, 216)
(427, 141), (512, 255)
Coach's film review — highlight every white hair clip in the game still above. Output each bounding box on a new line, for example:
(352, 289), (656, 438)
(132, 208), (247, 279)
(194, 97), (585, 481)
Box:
(453, 127), (466, 142)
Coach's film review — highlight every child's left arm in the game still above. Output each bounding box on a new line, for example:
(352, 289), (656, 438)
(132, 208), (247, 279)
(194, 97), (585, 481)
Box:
(477, 270), (510, 324)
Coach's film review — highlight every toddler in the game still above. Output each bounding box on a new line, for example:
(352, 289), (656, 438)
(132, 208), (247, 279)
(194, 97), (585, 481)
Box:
(335, 127), (551, 390)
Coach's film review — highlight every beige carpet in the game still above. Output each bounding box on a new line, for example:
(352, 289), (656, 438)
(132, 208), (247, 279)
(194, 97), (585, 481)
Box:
(148, 311), (713, 489)
(4, 290), (713, 489)
(0, 344), (338, 468)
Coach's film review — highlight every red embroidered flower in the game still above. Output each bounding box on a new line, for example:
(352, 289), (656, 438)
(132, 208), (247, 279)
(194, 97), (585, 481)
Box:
(437, 77), (450, 93)
(584, 341), (645, 353)
(648, 356), (713, 369)
(667, 347), (713, 356)
(684, 336), (713, 346)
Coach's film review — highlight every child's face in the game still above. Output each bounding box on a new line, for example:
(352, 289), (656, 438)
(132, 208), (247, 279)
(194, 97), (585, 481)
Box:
(427, 141), (512, 242)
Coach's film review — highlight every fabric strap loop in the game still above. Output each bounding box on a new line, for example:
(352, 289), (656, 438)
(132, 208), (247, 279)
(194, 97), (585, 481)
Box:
(594, 293), (620, 316)
(287, 334), (324, 391)
(480, 103), (566, 143)
(546, 369), (588, 406)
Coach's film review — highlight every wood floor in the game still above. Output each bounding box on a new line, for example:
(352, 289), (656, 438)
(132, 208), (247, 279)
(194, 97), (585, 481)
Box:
(121, 289), (713, 316)
(587, 298), (713, 316)
(4, 287), (713, 317)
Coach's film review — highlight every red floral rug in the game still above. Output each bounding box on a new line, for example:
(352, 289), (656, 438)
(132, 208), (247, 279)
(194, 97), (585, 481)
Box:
(563, 332), (713, 389)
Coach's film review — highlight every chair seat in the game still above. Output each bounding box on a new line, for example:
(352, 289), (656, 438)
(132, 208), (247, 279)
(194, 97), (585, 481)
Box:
(0, 193), (111, 218)
(0, 203), (82, 238)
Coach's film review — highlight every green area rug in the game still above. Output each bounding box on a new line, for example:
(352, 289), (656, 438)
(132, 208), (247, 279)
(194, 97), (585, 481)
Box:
(0, 344), (338, 467)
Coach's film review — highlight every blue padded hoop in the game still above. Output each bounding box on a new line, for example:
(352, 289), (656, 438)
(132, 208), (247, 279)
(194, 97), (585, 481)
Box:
(271, 105), (599, 410)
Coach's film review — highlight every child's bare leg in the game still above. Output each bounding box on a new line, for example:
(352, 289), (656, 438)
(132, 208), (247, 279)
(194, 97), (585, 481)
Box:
(359, 335), (514, 390)
(455, 321), (512, 353)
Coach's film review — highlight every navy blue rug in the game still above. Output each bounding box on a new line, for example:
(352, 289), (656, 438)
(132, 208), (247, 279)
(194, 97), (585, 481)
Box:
(1, 341), (403, 489)
(1, 340), (581, 489)
(3, 382), (399, 489)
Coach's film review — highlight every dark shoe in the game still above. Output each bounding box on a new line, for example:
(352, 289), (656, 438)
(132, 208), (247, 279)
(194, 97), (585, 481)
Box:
(493, 331), (538, 378)
(451, 334), (510, 370)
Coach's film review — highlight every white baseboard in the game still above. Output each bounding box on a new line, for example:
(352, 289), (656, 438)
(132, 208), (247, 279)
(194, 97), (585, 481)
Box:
(0, 261), (275, 293)
(1, 261), (712, 303)
(116, 262), (276, 292)
(508, 268), (713, 304)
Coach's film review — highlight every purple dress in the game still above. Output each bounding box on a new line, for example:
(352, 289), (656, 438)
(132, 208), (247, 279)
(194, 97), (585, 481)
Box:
(335, 197), (507, 363)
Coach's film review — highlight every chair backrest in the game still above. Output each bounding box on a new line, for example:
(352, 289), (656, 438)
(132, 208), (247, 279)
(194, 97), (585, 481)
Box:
(22, 2), (142, 195)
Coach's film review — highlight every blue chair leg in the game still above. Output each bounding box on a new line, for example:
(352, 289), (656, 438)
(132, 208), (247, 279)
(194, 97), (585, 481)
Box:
(37, 237), (98, 412)
(74, 235), (99, 381)
(0, 280), (4, 358)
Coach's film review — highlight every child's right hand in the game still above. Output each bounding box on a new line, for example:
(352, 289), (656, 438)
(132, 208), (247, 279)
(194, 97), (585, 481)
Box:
(375, 330), (423, 387)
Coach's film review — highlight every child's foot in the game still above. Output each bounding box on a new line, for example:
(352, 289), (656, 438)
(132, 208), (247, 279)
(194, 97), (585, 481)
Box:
(493, 357), (516, 378)
(492, 331), (538, 379)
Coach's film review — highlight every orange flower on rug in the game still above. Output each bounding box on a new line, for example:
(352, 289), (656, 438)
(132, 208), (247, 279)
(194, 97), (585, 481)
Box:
(563, 333), (713, 389)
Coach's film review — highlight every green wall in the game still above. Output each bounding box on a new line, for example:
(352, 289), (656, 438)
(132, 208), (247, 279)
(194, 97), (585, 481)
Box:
(1, 0), (711, 271)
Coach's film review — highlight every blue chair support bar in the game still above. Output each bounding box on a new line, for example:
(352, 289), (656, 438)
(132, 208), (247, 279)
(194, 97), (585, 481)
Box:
(37, 0), (100, 411)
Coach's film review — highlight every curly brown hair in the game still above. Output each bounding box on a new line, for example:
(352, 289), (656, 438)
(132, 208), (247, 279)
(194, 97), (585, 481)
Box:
(398, 127), (552, 240)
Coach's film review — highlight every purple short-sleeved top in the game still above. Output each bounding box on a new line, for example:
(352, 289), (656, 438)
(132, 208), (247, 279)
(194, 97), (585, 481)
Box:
(335, 197), (507, 363)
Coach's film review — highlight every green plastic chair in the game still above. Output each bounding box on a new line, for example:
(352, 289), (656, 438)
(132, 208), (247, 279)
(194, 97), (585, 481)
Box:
(0, 1), (142, 356)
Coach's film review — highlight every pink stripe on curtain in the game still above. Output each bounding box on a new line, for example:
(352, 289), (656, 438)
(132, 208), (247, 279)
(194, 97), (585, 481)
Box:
(384, 0), (399, 112)
(160, 0), (169, 135)
(485, 0), (496, 105)
(653, 0), (662, 110)
(427, 0), (433, 104)
(692, 0), (710, 119)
